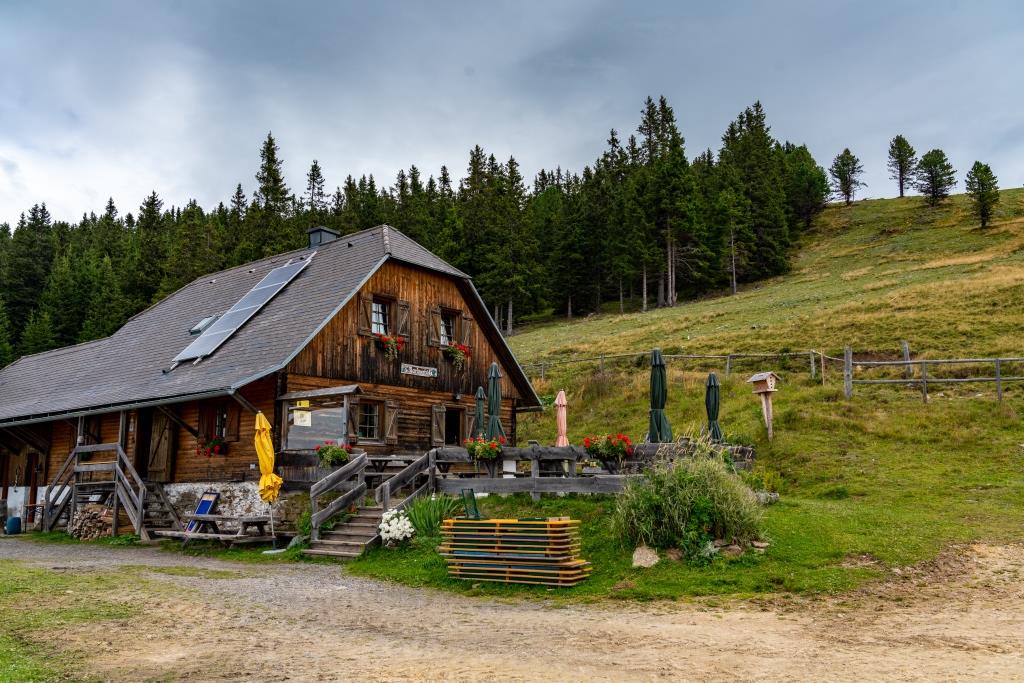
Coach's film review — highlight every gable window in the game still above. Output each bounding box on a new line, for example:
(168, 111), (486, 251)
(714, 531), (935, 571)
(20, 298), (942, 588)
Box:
(358, 400), (383, 441)
(371, 299), (390, 335)
(439, 310), (457, 346)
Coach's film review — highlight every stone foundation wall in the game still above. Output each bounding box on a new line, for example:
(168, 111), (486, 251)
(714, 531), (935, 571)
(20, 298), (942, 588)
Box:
(163, 482), (309, 530)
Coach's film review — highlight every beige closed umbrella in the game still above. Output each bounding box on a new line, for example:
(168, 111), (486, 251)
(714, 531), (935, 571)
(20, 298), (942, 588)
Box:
(554, 390), (569, 447)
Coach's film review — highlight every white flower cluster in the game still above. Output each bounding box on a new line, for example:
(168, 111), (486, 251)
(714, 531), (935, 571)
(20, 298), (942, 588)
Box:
(379, 509), (415, 546)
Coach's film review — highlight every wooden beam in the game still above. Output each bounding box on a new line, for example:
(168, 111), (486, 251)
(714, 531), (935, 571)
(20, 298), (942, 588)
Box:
(157, 406), (200, 439)
(436, 476), (627, 495)
(2, 426), (49, 454)
(230, 391), (260, 415)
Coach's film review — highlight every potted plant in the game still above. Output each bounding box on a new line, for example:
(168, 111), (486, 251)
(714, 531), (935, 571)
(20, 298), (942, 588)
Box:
(583, 433), (634, 474)
(465, 435), (505, 478)
(374, 333), (405, 361)
(196, 436), (227, 458)
(443, 342), (471, 373)
(315, 440), (352, 468)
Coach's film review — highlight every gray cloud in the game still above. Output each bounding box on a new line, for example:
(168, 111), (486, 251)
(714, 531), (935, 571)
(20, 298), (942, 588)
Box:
(0, 0), (1021, 224)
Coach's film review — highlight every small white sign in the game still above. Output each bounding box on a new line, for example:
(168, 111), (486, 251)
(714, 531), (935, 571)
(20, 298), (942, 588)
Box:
(401, 363), (438, 378)
(293, 410), (312, 427)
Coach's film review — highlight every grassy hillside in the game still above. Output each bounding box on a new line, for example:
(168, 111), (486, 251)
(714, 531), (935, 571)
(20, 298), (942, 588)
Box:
(354, 192), (1024, 600)
(512, 189), (1024, 361)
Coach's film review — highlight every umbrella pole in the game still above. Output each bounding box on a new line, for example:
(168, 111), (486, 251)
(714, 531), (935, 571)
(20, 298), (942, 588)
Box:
(269, 500), (276, 550)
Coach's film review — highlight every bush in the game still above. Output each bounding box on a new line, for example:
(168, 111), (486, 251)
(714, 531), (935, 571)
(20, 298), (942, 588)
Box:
(611, 457), (763, 559)
(406, 495), (463, 537)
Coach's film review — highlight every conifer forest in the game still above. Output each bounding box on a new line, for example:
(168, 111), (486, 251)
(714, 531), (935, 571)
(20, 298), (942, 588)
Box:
(0, 97), (831, 366)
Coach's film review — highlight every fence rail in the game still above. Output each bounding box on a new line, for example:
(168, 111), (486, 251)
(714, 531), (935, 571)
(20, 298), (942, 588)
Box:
(521, 343), (1023, 402)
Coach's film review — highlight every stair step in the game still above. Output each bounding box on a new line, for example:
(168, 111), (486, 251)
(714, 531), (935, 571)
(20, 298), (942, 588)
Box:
(314, 539), (371, 548)
(320, 532), (377, 542)
(337, 522), (379, 530)
(302, 548), (362, 559)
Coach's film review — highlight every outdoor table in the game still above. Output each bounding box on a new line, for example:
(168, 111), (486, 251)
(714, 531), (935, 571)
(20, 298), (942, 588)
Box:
(154, 513), (275, 547)
(367, 455), (419, 473)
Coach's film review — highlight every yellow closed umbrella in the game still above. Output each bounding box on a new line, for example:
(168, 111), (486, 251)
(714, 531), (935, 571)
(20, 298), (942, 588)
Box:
(255, 411), (283, 503)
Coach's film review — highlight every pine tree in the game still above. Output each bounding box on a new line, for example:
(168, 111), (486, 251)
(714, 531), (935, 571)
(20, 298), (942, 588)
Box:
(0, 296), (14, 368)
(6, 204), (55, 339)
(128, 191), (167, 309)
(915, 149), (957, 207)
(964, 161), (1000, 228)
(782, 143), (829, 231)
(305, 159), (327, 215)
(160, 200), (219, 296)
(829, 148), (866, 205)
(78, 256), (126, 342)
(887, 135), (917, 198)
(18, 309), (56, 356)
(40, 254), (85, 346)
(255, 132), (291, 215)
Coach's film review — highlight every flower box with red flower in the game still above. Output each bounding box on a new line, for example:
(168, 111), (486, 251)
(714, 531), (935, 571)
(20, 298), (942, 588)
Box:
(582, 433), (634, 473)
(464, 436), (505, 477)
(374, 333), (405, 361)
(442, 342), (471, 373)
(316, 440), (353, 468)
(196, 436), (228, 458)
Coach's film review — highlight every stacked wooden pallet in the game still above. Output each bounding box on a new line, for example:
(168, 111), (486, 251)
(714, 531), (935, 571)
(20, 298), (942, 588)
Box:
(439, 517), (591, 587)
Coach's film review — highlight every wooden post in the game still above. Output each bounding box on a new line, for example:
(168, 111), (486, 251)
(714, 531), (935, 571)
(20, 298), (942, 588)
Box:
(111, 486), (119, 536)
(599, 356), (605, 373)
(725, 354), (732, 377)
(428, 449), (437, 494)
(920, 361), (929, 403)
(820, 352), (827, 386)
(995, 359), (1003, 402)
(540, 364), (545, 381)
(530, 457), (540, 502)
(759, 393), (774, 441)
(809, 351), (816, 380)
(901, 340), (913, 380)
(843, 346), (853, 399)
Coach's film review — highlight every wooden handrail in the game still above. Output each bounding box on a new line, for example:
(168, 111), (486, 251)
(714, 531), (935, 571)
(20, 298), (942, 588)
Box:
(309, 453), (368, 542)
(310, 454), (367, 497)
(375, 452), (430, 507)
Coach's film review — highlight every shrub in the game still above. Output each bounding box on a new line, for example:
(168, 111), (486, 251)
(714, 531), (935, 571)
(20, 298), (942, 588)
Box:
(742, 467), (784, 493)
(406, 495), (463, 537)
(611, 457), (763, 559)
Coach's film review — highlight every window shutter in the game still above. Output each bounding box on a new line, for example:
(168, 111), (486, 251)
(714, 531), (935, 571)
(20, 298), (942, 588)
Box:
(357, 295), (373, 336)
(198, 405), (214, 441)
(224, 402), (241, 442)
(346, 398), (360, 445)
(396, 300), (411, 338)
(460, 313), (474, 347)
(385, 401), (400, 445)
(431, 404), (446, 447)
(428, 306), (442, 347)
(464, 409), (477, 442)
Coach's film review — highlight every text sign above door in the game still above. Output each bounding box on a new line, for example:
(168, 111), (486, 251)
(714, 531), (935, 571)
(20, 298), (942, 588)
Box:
(401, 363), (438, 378)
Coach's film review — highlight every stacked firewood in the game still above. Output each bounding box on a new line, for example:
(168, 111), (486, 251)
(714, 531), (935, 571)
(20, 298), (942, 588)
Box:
(67, 504), (132, 540)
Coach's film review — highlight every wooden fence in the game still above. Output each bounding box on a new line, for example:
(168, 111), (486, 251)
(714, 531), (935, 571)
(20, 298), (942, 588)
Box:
(521, 342), (1022, 402)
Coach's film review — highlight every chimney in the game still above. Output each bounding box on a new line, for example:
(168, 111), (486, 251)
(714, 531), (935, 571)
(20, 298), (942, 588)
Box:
(307, 226), (340, 248)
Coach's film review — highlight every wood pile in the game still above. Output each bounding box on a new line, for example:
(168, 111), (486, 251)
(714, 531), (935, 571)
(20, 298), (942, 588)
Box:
(439, 517), (591, 587)
(68, 504), (132, 540)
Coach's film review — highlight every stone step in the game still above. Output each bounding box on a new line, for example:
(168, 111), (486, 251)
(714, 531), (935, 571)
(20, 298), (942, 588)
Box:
(336, 522), (379, 532)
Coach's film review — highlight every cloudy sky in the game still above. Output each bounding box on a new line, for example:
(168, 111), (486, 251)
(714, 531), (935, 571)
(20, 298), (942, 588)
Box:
(1, 1), (1021, 224)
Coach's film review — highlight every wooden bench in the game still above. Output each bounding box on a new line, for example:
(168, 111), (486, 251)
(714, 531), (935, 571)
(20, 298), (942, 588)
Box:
(153, 513), (275, 547)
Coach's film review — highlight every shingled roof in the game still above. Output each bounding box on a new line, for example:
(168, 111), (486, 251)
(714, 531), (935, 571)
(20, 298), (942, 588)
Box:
(0, 225), (540, 426)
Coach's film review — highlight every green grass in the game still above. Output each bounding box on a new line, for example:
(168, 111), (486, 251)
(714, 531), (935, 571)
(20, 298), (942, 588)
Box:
(353, 192), (1024, 600)
(0, 559), (144, 682)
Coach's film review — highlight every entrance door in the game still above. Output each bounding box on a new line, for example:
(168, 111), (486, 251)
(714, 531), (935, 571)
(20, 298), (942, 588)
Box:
(444, 407), (464, 446)
(146, 410), (176, 483)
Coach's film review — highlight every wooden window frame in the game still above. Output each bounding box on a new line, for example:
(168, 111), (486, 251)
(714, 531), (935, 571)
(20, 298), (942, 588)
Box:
(199, 400), (241, 443)
(359, 294), (411, 340)
(439, 308), (458, 347)
(357, 400), (384, 442)
(370, 298), (391, 336)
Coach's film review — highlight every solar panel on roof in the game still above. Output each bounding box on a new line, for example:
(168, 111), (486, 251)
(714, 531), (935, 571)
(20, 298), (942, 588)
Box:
(172, 253), (315, 364)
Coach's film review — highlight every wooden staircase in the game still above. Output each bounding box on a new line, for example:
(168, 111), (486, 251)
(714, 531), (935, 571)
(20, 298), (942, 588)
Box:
(43, 443), (155, 541)
(301, 450), (433, 561)
(302, 505), (385, 559)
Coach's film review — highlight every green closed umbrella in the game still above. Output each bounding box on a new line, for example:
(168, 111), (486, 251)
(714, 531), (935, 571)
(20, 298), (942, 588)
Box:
(705, 372), (723, 442)
(473, 386), (486, 438)
(648, 349), (673, 443)
(485, 362), (506, 440)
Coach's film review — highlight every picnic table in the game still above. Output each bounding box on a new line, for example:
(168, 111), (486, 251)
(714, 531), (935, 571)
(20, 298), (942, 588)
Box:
(152, 513), (276, 547)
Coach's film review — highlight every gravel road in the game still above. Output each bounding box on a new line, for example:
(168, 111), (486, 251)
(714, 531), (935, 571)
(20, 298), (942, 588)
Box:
(2, 538), (1023, 682)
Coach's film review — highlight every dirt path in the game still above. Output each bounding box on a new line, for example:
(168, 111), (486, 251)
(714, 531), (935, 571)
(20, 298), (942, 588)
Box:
(2, 539), (1023, 682)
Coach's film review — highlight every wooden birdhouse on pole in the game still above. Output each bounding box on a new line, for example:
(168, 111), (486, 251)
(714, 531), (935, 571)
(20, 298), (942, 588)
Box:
(746, 372), (781, 441)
